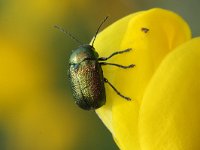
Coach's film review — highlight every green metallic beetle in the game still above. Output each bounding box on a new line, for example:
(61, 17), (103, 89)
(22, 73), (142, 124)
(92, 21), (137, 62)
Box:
(55, 17), (134, 110)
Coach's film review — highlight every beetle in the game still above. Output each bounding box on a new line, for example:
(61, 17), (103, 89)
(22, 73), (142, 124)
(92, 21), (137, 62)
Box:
(54, 16), (134, 110)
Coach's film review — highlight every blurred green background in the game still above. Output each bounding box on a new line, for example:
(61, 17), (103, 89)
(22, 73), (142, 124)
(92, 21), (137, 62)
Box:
(0, 0), (199, 150)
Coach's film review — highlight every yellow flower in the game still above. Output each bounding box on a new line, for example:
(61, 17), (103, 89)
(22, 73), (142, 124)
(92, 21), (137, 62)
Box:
(94, 8), (193, 150)
(139, 37), (200, 150)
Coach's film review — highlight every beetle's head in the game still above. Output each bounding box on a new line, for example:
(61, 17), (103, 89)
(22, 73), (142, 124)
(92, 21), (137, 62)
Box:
(69, 44), (99, 64)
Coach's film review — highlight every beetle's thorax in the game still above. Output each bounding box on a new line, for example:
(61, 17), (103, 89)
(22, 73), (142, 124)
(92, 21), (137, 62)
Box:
(69, 44), (99, 64)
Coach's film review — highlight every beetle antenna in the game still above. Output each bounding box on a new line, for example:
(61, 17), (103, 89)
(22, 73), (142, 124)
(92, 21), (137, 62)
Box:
(54, 25), (83, 45)
(91, 16), (109, 46)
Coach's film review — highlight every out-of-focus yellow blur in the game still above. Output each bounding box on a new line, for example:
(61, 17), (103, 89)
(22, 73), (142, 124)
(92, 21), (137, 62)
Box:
(0, 0), (199, 150)
(0, 38), (78, 150)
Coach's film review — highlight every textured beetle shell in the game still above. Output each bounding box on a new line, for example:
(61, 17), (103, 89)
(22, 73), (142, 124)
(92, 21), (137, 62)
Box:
(69, 45), (106, 110)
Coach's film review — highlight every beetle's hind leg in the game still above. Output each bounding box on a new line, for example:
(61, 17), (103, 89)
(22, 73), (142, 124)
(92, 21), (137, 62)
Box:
(104, 78), (131, 101)
(100, 62), (135, 69)
(98, 48), (132, 61)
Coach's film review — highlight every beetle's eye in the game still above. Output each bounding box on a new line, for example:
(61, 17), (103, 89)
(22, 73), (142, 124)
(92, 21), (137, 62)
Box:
(71, 64), (79, 69)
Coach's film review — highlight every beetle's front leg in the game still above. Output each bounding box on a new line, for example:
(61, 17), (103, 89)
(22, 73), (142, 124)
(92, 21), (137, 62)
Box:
(100, 62), (135, 69)
(98, 48), (132, 61)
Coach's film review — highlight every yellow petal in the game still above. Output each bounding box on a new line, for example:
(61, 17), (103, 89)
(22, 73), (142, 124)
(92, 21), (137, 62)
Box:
(139, 37), (200, 150)
(95, 8), (191, 150)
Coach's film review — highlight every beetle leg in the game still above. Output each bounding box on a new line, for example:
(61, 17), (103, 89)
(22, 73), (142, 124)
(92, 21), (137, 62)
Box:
(104, 78), (131, 101)
(100, 62), (135, 69)
(98, 48), (132, 61)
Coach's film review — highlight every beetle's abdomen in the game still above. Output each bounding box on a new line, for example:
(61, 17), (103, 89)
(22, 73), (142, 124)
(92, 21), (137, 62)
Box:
(69, 60), (106, 110)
